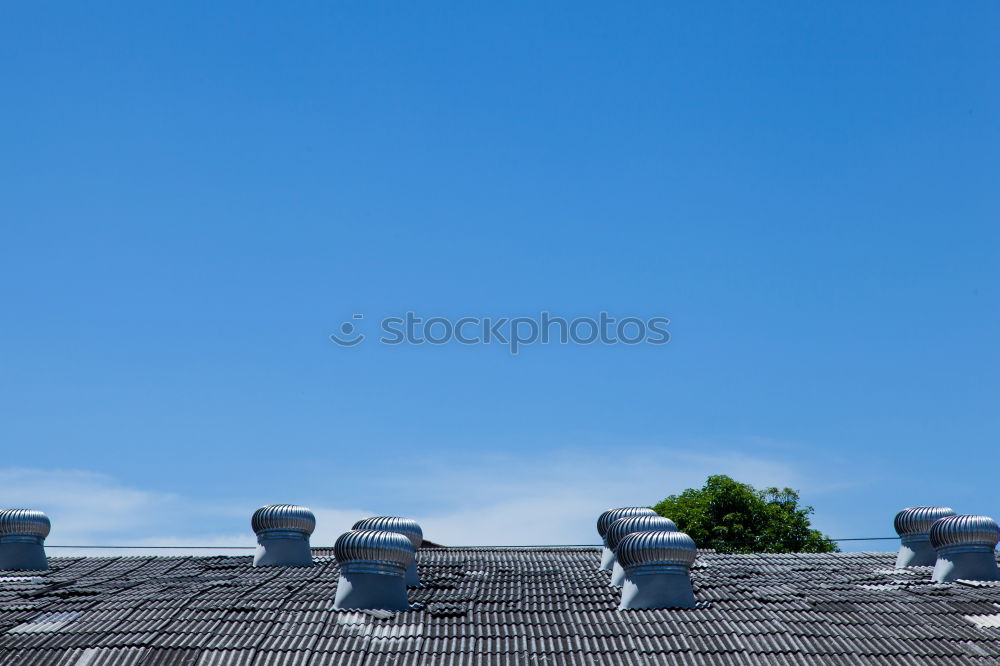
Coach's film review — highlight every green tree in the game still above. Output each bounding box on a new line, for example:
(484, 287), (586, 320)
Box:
(651, 475), (838, 553)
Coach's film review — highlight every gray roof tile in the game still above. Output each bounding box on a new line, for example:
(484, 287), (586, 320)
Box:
(1, 549), (1000, 664)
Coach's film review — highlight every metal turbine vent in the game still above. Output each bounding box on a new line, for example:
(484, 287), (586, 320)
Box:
(617, 530), (698, 571)
(0, 509), (50, 571)
(616, 530), (698, 610)
(352, 516), (424, 587)
(352, 516), (423, 549)
(929, 515), (1000, 552)
(606, 515), (677, 552)
(0, 510), (51, 542)
(928, 515), (1000, 583)
(894, 506), (956, 538)
(597, 507), (657, 539)
(893, 506), (957, 568)
(251, 505), (316, 537)
(333, 530), (415, 611)
(334, 530), (415, 574)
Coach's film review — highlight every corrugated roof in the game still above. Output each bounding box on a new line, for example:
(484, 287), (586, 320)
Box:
(1, 549), (1000, 664)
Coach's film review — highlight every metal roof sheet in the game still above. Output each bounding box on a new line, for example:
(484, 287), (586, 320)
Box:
(0, 548), (999, 664)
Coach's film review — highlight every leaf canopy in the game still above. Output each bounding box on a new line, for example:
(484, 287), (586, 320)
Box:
(651, 475), (838, 553)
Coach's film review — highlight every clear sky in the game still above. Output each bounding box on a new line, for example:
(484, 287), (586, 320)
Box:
(1, 2), (998, 552)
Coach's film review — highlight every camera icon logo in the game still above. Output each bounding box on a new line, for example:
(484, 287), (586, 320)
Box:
(330, 314), (365, 347)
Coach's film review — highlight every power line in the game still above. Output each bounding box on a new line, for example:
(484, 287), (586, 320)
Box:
(44, 536), (902, 550)
(46, 545), (255, 550)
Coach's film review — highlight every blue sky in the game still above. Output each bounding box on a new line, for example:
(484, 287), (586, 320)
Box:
(1, 2), (998, 552)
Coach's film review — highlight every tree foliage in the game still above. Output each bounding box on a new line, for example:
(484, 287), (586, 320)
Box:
(652, 475), (838, 554)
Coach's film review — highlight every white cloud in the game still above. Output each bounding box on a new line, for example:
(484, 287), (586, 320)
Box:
(306, 508), (380, 546)
(0, 467), (380, 556)
(0, 468), (180, 542)
(0, 468), (247, 557)
(0, 446), (856, 554)
(396, 447), (806, 545)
